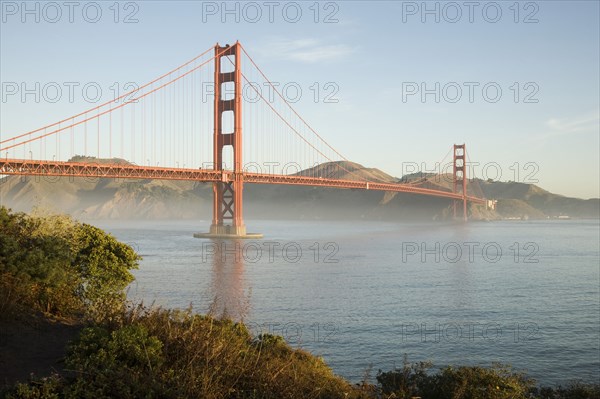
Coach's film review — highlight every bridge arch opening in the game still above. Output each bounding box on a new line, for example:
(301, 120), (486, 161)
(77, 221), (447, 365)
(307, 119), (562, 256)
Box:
(221, 110), (234, 134)
(221, 146), (234, 171)
(220, 55), (236, 73)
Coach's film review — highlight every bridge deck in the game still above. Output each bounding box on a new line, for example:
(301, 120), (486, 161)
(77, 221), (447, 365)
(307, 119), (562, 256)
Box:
(0, 159), (486, 204)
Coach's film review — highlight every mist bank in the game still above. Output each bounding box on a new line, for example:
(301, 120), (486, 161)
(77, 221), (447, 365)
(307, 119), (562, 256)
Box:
(0, 160), (597, 220)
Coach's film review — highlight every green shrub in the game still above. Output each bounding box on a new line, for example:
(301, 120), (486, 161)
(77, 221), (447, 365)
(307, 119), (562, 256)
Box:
(428, 364), (535, 399)
(0, 207), (139, 320)
(376, 356), (433, 398)
(376, 361), (538, 399)
(4, 375), (63, 399)
(534, 381), (600, 399)
(63, 324), (167, 398)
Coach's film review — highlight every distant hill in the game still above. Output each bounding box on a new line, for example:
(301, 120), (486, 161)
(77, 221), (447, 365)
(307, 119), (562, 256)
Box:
(477, 180), (599, 218)
(0, 159), (597, 220)
(0, 175), (209, 220)
(295, 161), (398, 183)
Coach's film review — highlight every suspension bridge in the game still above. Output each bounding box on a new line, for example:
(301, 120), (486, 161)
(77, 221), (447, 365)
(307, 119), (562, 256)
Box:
(0, 41), (488, 237)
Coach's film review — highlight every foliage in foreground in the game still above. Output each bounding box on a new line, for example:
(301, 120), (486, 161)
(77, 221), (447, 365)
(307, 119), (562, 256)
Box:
(374, 359), (599, 399)
(5, 305), (360, 399)
(5, 304), (599, 399)
(376, 360), (534, 399)
(0, 206), (139, 321)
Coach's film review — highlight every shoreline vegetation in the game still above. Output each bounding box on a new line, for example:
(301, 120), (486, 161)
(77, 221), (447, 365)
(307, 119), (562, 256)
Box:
(1, 207), (598, 399)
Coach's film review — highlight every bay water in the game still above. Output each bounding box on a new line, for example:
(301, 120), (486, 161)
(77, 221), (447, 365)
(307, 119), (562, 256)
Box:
(94, 219), (600, 386)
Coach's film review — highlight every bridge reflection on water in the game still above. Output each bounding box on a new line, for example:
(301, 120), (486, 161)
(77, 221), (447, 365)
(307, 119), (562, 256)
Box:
(206, 240), (251, 322)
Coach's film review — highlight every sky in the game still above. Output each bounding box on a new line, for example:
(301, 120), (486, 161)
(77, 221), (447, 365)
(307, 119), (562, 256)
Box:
(1, 0), (599, 198)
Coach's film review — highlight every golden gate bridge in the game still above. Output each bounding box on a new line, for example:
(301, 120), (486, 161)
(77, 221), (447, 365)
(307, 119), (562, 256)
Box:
(0, 41), (487, 237)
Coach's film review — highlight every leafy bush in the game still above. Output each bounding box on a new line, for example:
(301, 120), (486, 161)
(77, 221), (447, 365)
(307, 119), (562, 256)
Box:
(429, 364), (535, 399)
(62, 324), (167, 398)
(376, 356), (433, 398)
(375, 362), (599, 399)
(5, 375), (63, 399)
(0, 206), (139, 320)
(534, 382), (600, 399)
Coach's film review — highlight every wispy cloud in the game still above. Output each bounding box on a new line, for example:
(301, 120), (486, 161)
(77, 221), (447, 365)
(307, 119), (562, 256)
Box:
(260, 38), (355, 63)
(545, 112), (600, 135)
(530, 111), (600, 142)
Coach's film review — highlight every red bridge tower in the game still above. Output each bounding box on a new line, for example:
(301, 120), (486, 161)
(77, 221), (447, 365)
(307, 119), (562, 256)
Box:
(453, 144), (468, 222)
(196, 42), (262, 238)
